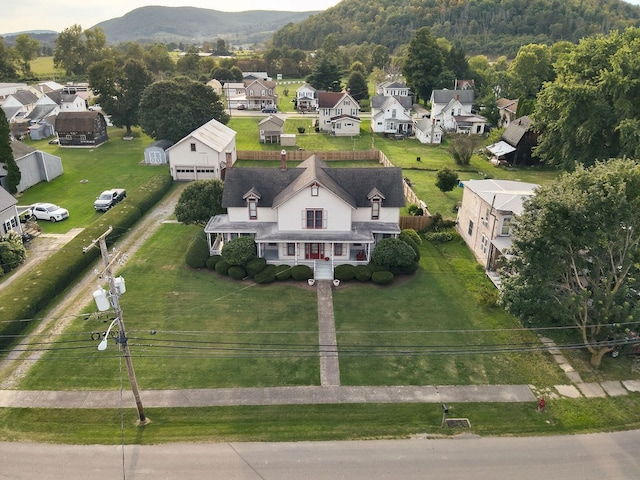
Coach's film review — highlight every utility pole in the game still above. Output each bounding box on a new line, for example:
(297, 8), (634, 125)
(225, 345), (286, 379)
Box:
(84, 226), (148, 425)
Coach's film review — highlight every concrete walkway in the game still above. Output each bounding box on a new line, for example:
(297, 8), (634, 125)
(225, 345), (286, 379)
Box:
(317, 280), (340, 386)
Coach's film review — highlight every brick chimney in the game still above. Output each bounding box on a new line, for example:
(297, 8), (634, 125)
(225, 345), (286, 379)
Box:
(280, 149), (287, 171)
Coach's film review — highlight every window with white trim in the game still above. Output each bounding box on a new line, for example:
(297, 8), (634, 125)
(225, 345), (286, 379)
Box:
(334, 243), (343, 256)
(248, 198), (257, 219)
(468, 219), (474, 236)
(311, 184), (319, 196)
(371, 198), (380, 219)
(287, 243), (296, 256)
(480, 234), (488, 254)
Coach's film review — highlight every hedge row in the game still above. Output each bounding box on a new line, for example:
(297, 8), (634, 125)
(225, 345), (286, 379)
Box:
(0, 174), (173, 349)
(203, 256), (313, 285)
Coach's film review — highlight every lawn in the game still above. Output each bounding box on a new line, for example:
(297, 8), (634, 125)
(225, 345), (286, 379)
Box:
(18, 127), (169, 234)
(20, 226), (567, 391)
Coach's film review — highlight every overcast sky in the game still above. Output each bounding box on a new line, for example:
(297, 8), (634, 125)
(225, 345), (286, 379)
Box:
(2, 0), (640, 36)
(0, 0), (343, 35)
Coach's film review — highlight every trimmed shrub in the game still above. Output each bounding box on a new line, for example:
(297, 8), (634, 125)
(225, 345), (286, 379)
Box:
(354, 264), (372, 281)
(246, 257), (267, 276)
(221, 236), (257, 266)
(214, 259), (231, 275)
(206, 255), (222, 270)
(400, 228), (422, 246)
(368, 263), (388, 273)
(185, 231), (210, 269)
(372, 270), (394, 285)
(400, 235), (420, 262)
(291, 264), (313, 281)
(425, 231), (454, 243)
(254, 264), (277, 284)
(334, 264), (355, 281)
(371, 237), (417, 270)
(228, 265), (247, 280)
(275, 264), (292, 280)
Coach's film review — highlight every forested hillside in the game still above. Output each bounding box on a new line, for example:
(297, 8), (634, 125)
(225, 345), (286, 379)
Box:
(272, 0), (640, 56)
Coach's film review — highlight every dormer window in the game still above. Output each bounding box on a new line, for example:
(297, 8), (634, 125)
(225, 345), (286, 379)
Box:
(311, 184), (319, 196)
(248, 197), (258, 219)
(371, 198), (381, 219)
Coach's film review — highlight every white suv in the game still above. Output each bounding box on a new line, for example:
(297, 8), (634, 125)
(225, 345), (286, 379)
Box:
(31, 203), (69, 222)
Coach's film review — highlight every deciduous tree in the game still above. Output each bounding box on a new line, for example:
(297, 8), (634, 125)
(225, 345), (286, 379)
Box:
(501, 159), (640, 367)
(139, 78), (229, 143)
(13, 34), (39, 77)
(174, 179), (225, 225)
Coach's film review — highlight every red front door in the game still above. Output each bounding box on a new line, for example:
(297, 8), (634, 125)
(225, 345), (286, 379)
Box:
(305, 243), (324, 259)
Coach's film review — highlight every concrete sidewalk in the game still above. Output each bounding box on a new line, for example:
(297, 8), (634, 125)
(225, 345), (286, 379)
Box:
(0, 384), (537, 409)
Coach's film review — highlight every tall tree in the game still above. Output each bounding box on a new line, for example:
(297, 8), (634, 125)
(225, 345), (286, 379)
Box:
(533, 27), (640, 170)
(0, 38), (18, 80)
(506, 43), (553, 100)
(13, 34), (39, 77)
(306, 56), (342, 92)
(89, 58), (153, 136)
(346, 71), (369, 101)
(143, 44), (175, 75)
(0, 109), (20, 193)
(402, 27), (444, 103)
(53, 24), (107, 76)
(501, 159), (640, 367)
(139, 78), (230, 143)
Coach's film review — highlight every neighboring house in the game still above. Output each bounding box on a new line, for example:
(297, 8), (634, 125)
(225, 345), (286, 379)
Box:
(501, 116), (539, 166)
(0, 186), (22, 237)
(453, 113), (487, 135)
(167, 118), (237, 181)
(429, 89), (475, 132)
(144, 139), (173, 165)
(376, 81), (411, 97)
(55, 111), (108, 148)
(496, 98), (519, 128)
(34, 80), (65, 94)
(456, 179), (538, 285)
(413, 117), (443, 145)
(2, 89), (40, 136)
(296, 83), (318, 111)
(3, 140), (63, 193)
(0, 83), (28, 103)
(454, 79), (475, 90)
(243, 71), (271, 81)
(244, 78), (277, 111)
(25, 91), (87, 140)
(204, 155), (405, 274)
(223, 82), (246, 109)
(45, 91), (87, 112)
(370, 95), (413, 135)
(258, 115), (285, 143)
(317, 91), (361, 136)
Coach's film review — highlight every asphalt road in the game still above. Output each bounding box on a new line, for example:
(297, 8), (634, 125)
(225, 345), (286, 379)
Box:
(1, 430), (639, 479)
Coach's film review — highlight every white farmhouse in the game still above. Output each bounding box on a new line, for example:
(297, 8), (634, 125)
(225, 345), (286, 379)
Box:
(317, 92), (361, 136)
(205, 155), (405, 276)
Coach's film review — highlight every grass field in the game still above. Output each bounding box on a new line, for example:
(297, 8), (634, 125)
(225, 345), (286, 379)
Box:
(19, 128), (168, 234)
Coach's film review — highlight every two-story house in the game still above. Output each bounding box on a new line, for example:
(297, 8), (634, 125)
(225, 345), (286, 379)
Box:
(295, 83), (318, 112)
(204, 155), (405, 275)
(430, 89), (486, 134)
(376, 81), (411, 98)
(370, 95), (413, 136)
(244, 79), (277, 111)
(456, 179), (538, 285)
(317, 92), (361, 136)
(167, 118), (237, 181)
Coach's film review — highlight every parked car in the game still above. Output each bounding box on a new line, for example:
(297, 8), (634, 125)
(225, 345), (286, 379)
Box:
(236, 104), (246, 110)
(261, 107), (277, 113)
(30, 203), (69, 222)
(94, 188), (127, 211)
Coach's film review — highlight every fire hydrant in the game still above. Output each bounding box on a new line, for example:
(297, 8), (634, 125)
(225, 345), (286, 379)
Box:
(537, 397), (546, 412)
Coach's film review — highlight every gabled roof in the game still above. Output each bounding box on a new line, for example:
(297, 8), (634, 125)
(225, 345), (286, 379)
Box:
(414, 118), (443, 134)
(55, 111), (104, 132)
(371, 95), (413, 110)
(330, 114), (361, 123)
(431, 89), (474, 105)
(317, 91), (359, 109)
(496, 98), (518, 113)
(0, 186), (18, 211)
(222, 155), (405, 210)
(168, 118), (236, 154)
(258, 115), (285, 128)
(10, 139), (36, 160)
(462, 179), (538, 215)
(297, 83), (316, 92)
(26, 104), (58, 122)
(10, 90), (39, 105)
(502, 116), (533, 147)
(146, 139), (174, 150)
